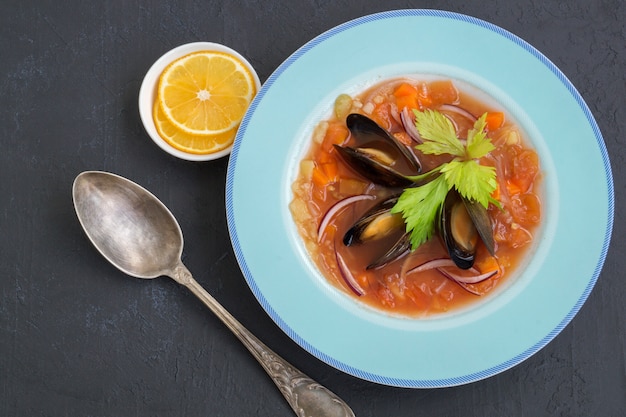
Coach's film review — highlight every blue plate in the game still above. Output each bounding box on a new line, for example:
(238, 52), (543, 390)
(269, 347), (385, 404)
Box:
(226, 10), (613, 387)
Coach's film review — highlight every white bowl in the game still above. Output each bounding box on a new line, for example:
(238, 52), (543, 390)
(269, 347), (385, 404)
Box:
(138, 42), (261, 161)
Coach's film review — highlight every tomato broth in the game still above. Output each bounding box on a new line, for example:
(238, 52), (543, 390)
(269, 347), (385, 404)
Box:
(289, 77), (542, 317)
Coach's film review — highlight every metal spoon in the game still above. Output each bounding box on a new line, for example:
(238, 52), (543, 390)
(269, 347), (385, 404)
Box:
(72, 171), (355, 417)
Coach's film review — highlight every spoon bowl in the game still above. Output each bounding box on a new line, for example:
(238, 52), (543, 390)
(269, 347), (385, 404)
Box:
(72, 171), (354, 417)
(73, 171), (182, 278)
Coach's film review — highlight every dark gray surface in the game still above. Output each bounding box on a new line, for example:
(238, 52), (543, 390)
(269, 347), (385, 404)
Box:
(1, 1), (624, 416)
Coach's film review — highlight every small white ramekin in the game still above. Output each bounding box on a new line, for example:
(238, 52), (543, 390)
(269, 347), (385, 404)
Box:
(138, 42), (261, 161)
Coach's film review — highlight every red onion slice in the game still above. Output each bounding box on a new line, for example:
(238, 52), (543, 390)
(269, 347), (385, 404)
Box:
(438, 104), (478, 123)
(400, 107), (422, 143)
(404, 257), (499, 295)
(436, 267), (499, 284)
(405, 258), (457, 275)
(436, 271), (482, 296)
(317, 194), (376, 242)
(335, 250), (366, 296)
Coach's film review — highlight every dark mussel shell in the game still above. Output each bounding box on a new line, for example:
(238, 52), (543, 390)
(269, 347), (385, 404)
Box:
(440, 190), (475, 269)
(343, 195), (403, 246)
(333, 114), (421, 188)
(366, 232), (411, 270)
(462, 198), (495, 257)
(346, 113), (421, 172)
(333, 145), (414, 188)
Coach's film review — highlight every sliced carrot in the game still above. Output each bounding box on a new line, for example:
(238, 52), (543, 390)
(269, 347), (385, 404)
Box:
(485, 112), (505, 130)
(394, 83), (420, 110)
(393, 82), (418, 97)
(312, 160), (339, 188)
(505, 179), (523, 196)
(474, 253), (501, 278)
(321, 160), (338, 183)
(311, 165), (329, 188)
(490, 182), (501, 201)
(317, 146), (335, 164)
(395, 94), (419, 111)
(394, 81), (434, 109)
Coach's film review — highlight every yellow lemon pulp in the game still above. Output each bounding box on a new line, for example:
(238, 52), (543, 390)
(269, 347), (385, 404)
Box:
(153, 50), (257, 154)
(153, 100), (237, 155)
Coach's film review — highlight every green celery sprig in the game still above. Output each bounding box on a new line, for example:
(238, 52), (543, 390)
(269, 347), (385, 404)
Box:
(392, 109), (499, 250)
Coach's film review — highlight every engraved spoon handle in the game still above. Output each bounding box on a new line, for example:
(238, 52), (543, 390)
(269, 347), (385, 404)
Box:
(171, 262), (355, 417)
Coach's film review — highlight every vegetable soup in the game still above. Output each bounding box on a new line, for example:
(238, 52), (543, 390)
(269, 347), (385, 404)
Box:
(290, 77), (542, 317)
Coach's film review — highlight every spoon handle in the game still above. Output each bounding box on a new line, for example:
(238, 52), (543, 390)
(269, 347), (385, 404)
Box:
(171, 262), (355, 417)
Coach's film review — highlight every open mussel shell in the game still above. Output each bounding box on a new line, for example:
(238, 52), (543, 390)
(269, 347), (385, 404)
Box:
(366, 232), (411, 270)
(462, 198), (495, 256)
(346, 113), (421, 172)
(333, 113), (422, 188)
(440, 189), (494, 270)
(333, 145), (414, 188)
(343, 195), (403, 246)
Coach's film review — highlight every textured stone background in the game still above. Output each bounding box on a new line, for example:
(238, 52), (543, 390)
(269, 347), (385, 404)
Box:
(1, 1), (624, 416)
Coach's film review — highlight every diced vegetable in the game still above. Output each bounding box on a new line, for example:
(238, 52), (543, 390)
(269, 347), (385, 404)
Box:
(512, 149), (540, 193)
(428, 80), (459, 105)
(485, 111), (505, 130)
(393, 82), (420, 110)
(321, 122), (349, 152)
(490, 182), (501, 200)
(473, 250), (501, 279)
(394, 82), (419, 97)
(510, 193), (541, 225)
(505, 179), (523, 196)
(312, 152), (339, 189)
(338, 178), (368, 196)
(312, 121), (328, 144)
(334, 94), (353, 119)
(508, 224), (533, 248)
(370, 103), (393, 130)
(299, 160), (315, 181)
(311, 165), (330, 189)
(289, 199), (310, 226)
(321, 160), (338, 182)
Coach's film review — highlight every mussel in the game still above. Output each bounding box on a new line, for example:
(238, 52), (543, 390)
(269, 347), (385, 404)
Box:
(343, 195), (404, 246)
(440, 190), (495, 269)
(342, 195), (410, 269)
(462, 197), (495, 257)
(366, 232), (411, 270)
(333, 114), (421, 188)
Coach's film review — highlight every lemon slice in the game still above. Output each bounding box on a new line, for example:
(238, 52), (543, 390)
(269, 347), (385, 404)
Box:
(153, 100), (236, 155)
(157, 51), (257, 135)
